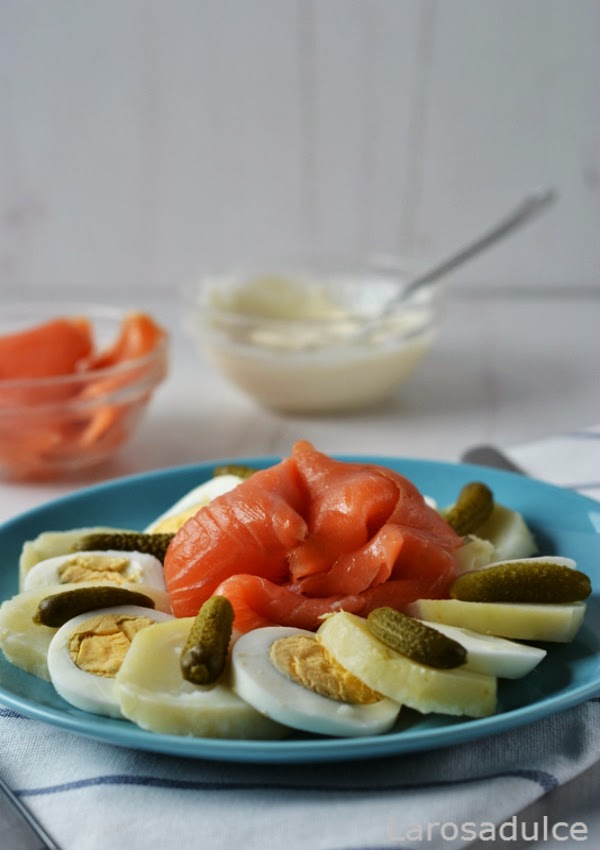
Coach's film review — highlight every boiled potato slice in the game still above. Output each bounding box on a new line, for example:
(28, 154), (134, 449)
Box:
(116, 618), (287, 739)
(318, 612), (496, 718)
(455, 536), (496, 572)
(408, 598), (586, 643)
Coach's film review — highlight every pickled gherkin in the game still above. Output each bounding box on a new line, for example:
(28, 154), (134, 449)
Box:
(445, 482), (494, 536)
(34, 586), (156, 628)
(366, 607), (467, 669)
(180, 596), (235, 685)
(450, 559), (592, 603)
(72, 532), (175, 563)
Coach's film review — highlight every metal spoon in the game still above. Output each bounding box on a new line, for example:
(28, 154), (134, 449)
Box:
(359, 187), (557, 336)
(460, 444), (527, 475)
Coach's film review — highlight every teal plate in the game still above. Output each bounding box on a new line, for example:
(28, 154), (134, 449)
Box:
(1, 456), (599, 764)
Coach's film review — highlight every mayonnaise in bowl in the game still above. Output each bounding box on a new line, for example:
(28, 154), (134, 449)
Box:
(182, 262), (442, 413)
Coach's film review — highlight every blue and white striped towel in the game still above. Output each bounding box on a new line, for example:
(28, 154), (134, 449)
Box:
(1, 429), (600, 850)
(1, 700), (599, 850)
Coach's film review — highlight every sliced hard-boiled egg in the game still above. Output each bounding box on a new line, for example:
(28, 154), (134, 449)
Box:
(231, 626), (401, 737)
(408, 598), (587, 643)
(23, 550), (166, 593)
(145, 474), (244, 533)
(419, 620), (546, 678)
(0, 582), (172, 681)
(47, 605), (172, 717)
(18, 526), (133, 589)
(318, 612), (497, 718)
(116, 618), (286, 739)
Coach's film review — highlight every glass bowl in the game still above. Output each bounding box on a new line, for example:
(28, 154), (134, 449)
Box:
(181, 257), (443, 413)
(0, 303), (168, 481)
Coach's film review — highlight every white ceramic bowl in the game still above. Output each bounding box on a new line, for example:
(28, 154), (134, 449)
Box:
(182, 258), (443, 413)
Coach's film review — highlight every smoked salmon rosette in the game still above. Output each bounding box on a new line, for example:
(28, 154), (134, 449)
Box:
(163, 442), (464, 631)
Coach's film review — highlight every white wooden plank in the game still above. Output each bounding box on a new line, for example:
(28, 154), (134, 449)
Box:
(0, 0), (598, 298)
(0, 1), (148, 295)
(415, 0), (600, 288)
(308, 0), (421, 257)
(147, 0), (306, 282)
(361, 0), (426, 256)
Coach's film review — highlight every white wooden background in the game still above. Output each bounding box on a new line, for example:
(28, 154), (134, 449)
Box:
(1, 0), (599, 299)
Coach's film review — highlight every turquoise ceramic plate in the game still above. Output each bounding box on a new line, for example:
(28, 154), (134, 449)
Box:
(0, 457), (599, 764)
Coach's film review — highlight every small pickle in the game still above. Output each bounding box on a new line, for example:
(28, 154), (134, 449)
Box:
(180, 595), (234, 685)
(72, 532), (175, 563)
(212, 464), (256, 480)
(366, 607), (467, 669)
(445, 482), (494, 536)
(34, 586), (156, 628)
(450, 560), (592, 603)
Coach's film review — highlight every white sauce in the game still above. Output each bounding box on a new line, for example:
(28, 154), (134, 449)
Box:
(194, 272), (438, 413)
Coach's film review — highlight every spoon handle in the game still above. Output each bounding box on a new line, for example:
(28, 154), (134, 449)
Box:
(401, 188), (557, 301)
(0, 774), (61, 850)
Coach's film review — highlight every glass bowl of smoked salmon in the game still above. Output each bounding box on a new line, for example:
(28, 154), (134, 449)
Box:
(182, 255), (442, 414)
(0, 303), (168, 481)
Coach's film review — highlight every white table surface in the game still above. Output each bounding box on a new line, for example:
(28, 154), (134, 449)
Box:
(1, 289), (599, 848)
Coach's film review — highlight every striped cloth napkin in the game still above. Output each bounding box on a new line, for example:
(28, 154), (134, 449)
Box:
(1, 428), (600, 850)
(507, 425), (600, 503)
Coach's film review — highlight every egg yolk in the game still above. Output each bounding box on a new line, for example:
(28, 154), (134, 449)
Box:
(57, 554), (132, 585)
(68, 613), (155, 678)
(269, 634), (381, 704)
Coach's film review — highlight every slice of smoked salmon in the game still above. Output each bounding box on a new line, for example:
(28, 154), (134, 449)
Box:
(215, 573), (440, 633)
(0, 317), (93, 410)
(376, 465), (462, 550)
(288, 441), (462, 597)
(0, 317), (93, 382)
(292, 440), (461, 549)
(288, 443), (400, 580)
(86, 312), (164, 370)
(294, 522), (458, 598)
(163, 458), (309, 616)
(78, 312), (167, 447)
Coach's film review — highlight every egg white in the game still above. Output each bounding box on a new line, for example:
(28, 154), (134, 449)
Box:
(420, 620), (547, 678)
(18, 526), (133, 590)
(23, 550), (167, 593)
(145, 474), (244, 532)
(47, 605), (172, 717)
(231, 626), (401, 737)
